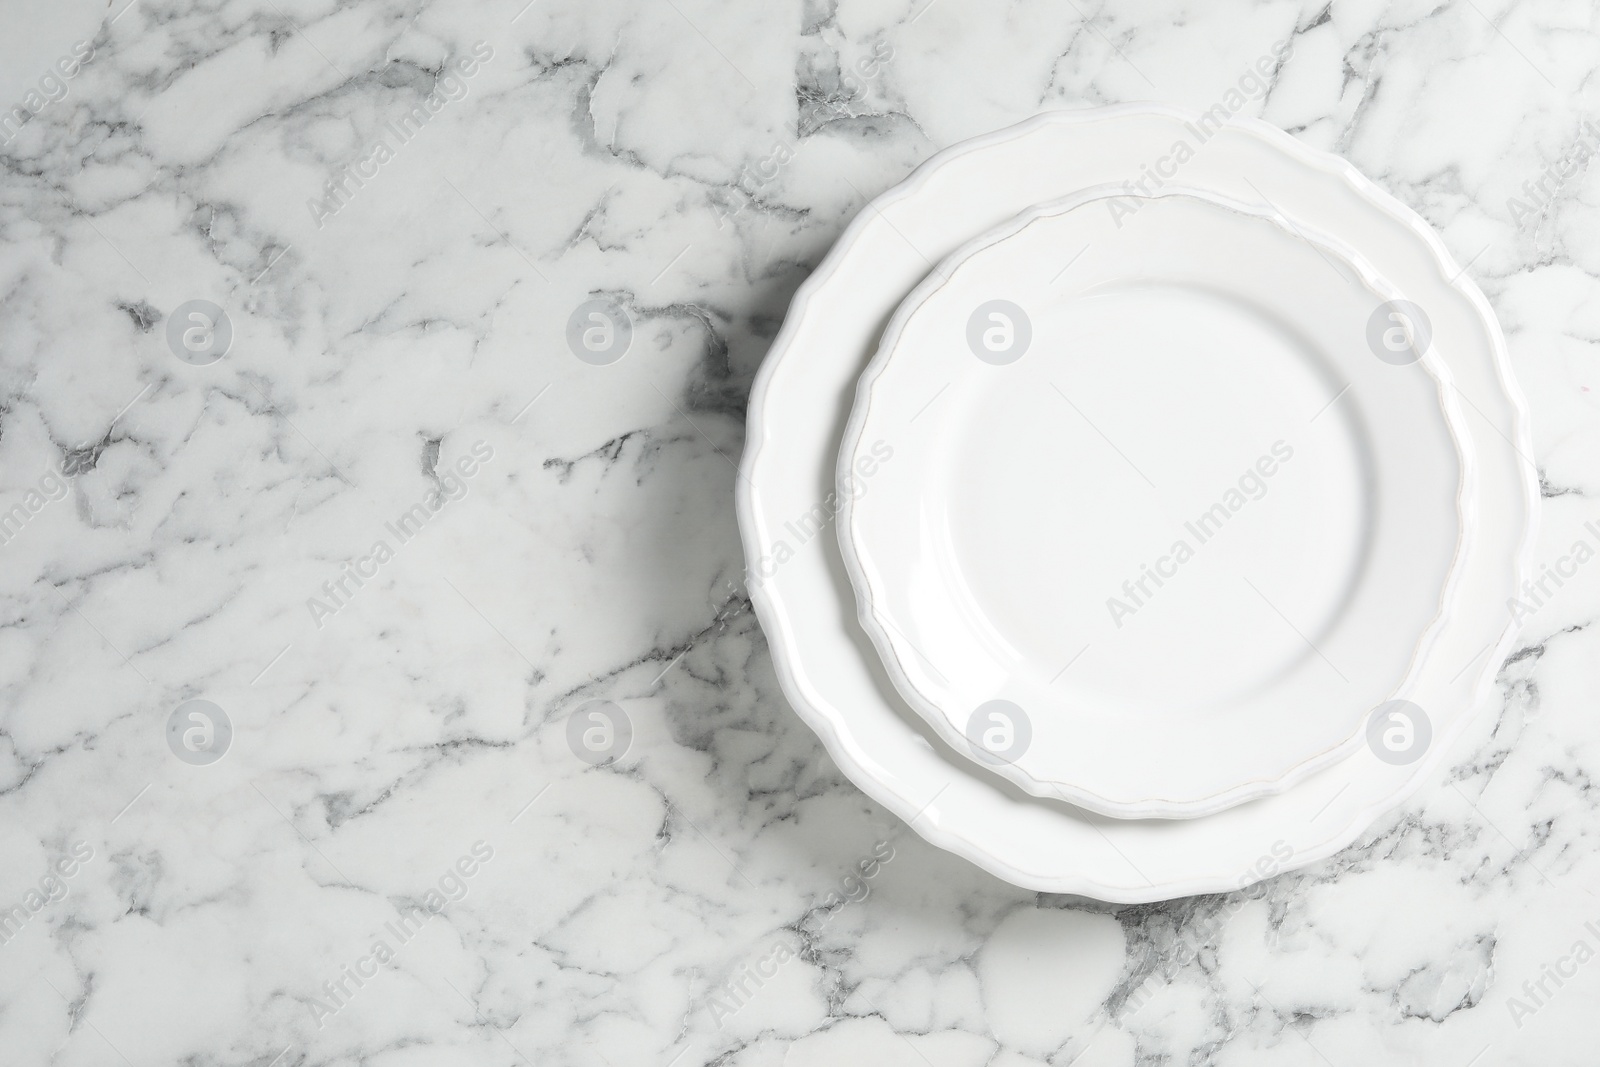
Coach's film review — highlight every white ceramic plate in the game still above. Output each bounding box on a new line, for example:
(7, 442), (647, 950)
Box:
(836, 188), (1475, 818)
(738, 107), (1537, 901)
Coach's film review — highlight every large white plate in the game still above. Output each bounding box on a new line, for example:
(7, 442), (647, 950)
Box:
(836, 188), (1475, 818)
(738, 107), (1537, 901)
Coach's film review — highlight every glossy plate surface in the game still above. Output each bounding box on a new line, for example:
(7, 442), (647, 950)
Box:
(837, 188), (1474, 817)
(737, 106), (1536, 901)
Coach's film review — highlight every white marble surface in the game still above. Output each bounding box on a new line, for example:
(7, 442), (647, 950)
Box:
(2, 0), (1599, 1063)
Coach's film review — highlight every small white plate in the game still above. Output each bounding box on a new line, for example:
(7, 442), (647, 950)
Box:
(737, 107), (1537, 901)
(837, 188), (1474, 818)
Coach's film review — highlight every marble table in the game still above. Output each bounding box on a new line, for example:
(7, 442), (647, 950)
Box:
(2, 0), (1598, 1063)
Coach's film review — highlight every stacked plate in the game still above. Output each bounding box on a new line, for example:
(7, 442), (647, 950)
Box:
(737, 107), (1538, 902)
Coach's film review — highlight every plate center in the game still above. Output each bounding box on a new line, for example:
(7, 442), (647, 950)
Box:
(938, 283), (1371, 718)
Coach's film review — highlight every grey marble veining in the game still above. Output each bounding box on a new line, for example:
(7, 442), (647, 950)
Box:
(1, 0), (1598, 1064)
